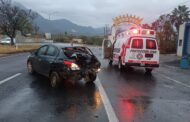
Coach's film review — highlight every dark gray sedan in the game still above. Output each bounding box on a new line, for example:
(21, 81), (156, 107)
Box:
(27, 43), (101, 88)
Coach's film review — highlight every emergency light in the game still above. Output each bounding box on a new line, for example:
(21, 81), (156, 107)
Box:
(132, 29), (139, 34)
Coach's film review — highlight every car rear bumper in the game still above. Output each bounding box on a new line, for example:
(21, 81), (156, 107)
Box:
(59, 67), (100, 81)
(59, 70), (82, 80)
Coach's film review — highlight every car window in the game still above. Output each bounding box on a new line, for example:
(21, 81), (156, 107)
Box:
(131, 39), (143, 49)
(38, 46), (48, 56)
(146, 39), (157, 49)
(46, 46), (58, 57)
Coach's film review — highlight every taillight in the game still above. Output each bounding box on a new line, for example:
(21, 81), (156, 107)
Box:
(64, 61), (72, 67)
(126, 39), (131, 48)
(64, 61), (80, 70)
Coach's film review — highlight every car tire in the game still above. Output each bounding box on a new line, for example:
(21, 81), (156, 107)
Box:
(85, 72), (97, 84)
(50, 72), (60, 88)
(118, 59), (124, 71)
(27, 61), (35, 74)
(145, 68), (153, 74)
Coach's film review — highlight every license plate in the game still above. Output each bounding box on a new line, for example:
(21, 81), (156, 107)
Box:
(145, 54), (153, 58)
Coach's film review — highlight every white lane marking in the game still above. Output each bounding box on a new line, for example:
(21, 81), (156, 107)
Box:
(159, 73), (190, 88)
(0, 73), (22, 85)
(95, 77), (119, 122)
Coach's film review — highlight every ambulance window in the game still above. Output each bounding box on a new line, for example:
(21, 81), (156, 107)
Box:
(131, 39), (143, 49)
(146, 39), (157, 49)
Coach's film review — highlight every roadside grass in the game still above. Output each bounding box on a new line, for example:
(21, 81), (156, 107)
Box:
(0, 45), (39, 55)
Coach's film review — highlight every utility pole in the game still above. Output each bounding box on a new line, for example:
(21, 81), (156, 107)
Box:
(104, 24), (109, 39)
(41, 11), (58, 20)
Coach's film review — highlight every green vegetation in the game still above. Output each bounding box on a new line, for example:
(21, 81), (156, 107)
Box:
(52, 34), (103, 46)
(0, 45), (39, 55)
(151, 5), (190, 54)
(80, 36), (103, 46)
(0, 0), (36, 45)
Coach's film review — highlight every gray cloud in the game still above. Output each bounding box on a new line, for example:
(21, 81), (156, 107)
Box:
(13, 0), (190, 27)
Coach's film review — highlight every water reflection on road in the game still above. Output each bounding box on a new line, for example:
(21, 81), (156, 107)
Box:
(29, 74), (103, 122)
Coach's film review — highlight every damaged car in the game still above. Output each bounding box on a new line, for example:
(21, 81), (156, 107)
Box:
(27, 43), (101, 88)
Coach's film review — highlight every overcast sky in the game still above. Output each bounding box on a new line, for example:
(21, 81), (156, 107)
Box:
(13, 0), (190, 27)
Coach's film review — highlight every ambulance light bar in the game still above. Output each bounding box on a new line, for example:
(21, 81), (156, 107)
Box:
(132, 29), (139, 34)
(129, 28), (156, 37)
(116, 28), (156, 38)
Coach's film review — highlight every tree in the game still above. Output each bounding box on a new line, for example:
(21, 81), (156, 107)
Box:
(33, 24), (39, 35)
(151, 5), (190, 53)
(0, 0), (35, 45)
(152, 14), (177, 53)
(171, 5), (190, 32)
(141, 24), (152, 29)
(64, 31), (68, 36)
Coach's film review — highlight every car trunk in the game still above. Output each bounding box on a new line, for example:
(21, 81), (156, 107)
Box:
(62, 47), (100, 70)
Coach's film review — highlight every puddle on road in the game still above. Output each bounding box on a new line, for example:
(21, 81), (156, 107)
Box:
(28, 75), (105, 121)
(118, 96), (152, 122)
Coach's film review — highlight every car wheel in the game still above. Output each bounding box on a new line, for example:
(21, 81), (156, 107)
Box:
(118, 59), (124, 71)
(27, 61), (34, 74)
(50, 72), (60, 88)
(84, 72), (97, 84)
(145, 68), (153, 74)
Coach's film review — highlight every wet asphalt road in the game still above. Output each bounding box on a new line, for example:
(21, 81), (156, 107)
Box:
(1, 46), (190, 122)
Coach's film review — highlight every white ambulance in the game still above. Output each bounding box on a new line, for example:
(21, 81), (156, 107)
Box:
(102, 16), (159, 73)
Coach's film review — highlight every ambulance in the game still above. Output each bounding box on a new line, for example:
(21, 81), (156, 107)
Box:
(102, 15), (159, 73)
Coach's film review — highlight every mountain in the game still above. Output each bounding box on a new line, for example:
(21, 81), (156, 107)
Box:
(13, 2), (104, 36)
(34, 15), (104, 36)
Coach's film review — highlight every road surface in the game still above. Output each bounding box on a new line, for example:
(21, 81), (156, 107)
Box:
(0, 46), (190, 122)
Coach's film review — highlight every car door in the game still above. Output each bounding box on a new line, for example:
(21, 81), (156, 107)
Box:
(40, 45), (59, 76)
(102, 39), (113, 59)
(33, 45), (48, 74)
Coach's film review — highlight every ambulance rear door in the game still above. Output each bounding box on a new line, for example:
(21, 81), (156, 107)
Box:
(102, 39), (113, 59)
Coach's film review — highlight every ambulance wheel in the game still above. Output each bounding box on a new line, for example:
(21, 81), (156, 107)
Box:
(145, 68), (153, 74)
(109, 60), (113, 66)
(118, 60), (124, 71)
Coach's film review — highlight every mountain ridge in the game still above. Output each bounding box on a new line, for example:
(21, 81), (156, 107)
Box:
(13, 2), (104, 36)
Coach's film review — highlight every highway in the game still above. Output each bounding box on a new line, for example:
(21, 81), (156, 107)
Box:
(0, 46), (190, 122)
